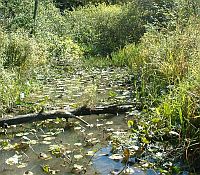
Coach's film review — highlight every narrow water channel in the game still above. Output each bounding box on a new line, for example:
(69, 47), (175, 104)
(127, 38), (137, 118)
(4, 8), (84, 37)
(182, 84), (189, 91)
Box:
(0, 114), (148, 175)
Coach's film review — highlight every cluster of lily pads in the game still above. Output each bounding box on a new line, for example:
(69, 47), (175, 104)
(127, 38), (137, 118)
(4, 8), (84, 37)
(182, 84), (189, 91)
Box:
(0, 114), (127, 174)
(0, 110), (188, 175)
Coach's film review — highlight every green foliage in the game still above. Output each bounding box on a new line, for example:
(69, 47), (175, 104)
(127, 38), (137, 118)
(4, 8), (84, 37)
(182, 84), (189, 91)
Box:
(1, 0), (82, 61)
(156, 81), (197, 128)
(2, 30), (47, 72)
(111, 44), (141, 68)
(111, 18), (200, 163)
(36, 0), (66, 35)
(135, 0), (200, 30)
(54, 0), (132, 11)
(136, 0), (176, 29)
(0, 69), (36, 113)
(65, 2), (144, 56)
(36, 32), (83, 64)
(0, 28), (41, 112)
(1, 0), (34, 30)
(0, 0), (84, 113)
(140, 23), (199, 83)
(1, 0), (67, 35)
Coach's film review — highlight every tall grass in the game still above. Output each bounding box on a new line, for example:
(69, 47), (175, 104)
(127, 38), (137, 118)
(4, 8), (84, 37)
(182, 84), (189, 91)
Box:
(111, 16), (200, 169)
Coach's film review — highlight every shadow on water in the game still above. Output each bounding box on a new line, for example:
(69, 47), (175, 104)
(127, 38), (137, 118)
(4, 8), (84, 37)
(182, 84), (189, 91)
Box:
(93, 146), (146, 175)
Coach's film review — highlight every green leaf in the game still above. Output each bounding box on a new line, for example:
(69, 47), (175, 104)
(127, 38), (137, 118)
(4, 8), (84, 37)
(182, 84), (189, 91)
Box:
(42, 164), (50, 173)
(141, 137), (150, 144)
(108, 90), (117, 97)
(128, 120), (134, 128)
(151, 117), (161, 123)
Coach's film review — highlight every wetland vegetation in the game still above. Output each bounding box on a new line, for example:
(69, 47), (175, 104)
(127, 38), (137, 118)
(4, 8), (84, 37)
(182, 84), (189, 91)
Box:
(0, 0), (200, 174)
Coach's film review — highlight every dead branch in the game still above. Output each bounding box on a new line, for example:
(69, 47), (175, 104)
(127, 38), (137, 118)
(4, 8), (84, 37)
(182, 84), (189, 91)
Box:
(0, 104), (133, 127)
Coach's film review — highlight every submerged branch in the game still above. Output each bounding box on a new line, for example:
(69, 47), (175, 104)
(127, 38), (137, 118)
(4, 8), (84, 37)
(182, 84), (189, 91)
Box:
(0, 104), (133, 127)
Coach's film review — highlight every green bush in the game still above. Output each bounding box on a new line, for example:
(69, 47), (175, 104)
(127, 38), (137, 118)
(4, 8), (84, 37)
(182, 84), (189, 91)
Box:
(54, 0), (132, 11)
(1, 0), (66, 35)
(36, 1), (66, 35)
(1, 30), (47, 74)
(135, 0), (200, 30)
(36, 32), (83, 64)
(65, 2), (144, 56)
(1, 0), (34, 30)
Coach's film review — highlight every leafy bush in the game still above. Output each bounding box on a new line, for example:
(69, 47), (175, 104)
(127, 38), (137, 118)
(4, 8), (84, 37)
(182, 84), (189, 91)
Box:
(65, 3), (144, 56)
(1, 0), (66, 35)
(36, 1), (66, 35)
(1, 0), (34, 30)
(135, 0), (200, 30)
(1, 30), (47, 74)
(54, 0), (132, 11)
(37, 32), (83, 63)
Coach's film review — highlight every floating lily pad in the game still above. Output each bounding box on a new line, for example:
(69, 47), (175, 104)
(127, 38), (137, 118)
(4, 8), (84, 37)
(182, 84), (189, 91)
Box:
(6, 154), (22, 165)
(109, 154), (123, 160)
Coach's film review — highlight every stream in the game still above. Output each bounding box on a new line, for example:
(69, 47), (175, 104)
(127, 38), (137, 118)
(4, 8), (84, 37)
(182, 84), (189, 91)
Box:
(0, 62), (191, 175)
(0, 113), (150, 175)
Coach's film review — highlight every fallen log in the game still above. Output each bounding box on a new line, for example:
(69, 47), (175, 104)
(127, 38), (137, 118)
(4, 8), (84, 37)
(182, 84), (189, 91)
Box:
(72, 104), (133, 116)
(0, 104), (133, 127)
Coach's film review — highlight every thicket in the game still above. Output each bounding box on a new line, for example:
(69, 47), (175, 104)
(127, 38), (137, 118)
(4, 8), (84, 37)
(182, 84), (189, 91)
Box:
(111, 1), (200, 171)
(54, 0), (132, 11)
(64, 3), (145, 56)
(0, 0), (82, 113)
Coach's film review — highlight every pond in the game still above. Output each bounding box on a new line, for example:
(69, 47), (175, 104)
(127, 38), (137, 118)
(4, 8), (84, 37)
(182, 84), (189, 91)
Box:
(0, 65), (192, 174)
(0, 111), (191, 175)
(0, 113), (146, 175)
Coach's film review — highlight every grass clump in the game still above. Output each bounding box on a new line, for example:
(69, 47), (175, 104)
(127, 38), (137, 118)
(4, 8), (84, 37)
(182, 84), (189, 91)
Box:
(110, 14), (200, 171)
(0, 27), (45, 113)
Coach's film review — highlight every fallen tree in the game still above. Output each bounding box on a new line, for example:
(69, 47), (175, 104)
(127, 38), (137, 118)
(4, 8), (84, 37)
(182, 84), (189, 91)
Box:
(0, 104), (133, 127)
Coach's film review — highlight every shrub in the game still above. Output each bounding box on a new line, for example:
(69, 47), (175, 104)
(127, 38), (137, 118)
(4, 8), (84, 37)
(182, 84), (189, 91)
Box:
(1, 30), (47, 75)
(36, 0), (66, 36)
(135, 0), (200, 30)
(1, 0), (34, 31)
(64, 2), (144, 56)
(1, 0), (66, 36)
(0, 0), (82, 62)
(54, 0), (132, 11)
(36, 32), (83, 64)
